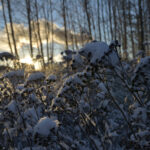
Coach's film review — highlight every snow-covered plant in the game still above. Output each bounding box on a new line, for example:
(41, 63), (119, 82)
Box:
(71, 53), (84, 72)
(25, 72), (45, 87)
(0, 52), (15, 61)
(61, 49), (76, 71)
(47, 75), (57, 83)
(79, 40), (119, 67)
(3, 69), (24, 88)
(0, 40), (150, 149)
(34, 117), (59, 146)
(132, 56), (150, 92)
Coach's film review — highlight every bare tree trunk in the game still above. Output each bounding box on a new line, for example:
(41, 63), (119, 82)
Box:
(101, 0), (107, 41)
(1, 0), (13, 55)
(62, 0), (68, 50)
(42, 1), (50, 63)
(106, 2), (111, 41)
(122, 0), (128, 60)
(145, 0), (150, 52)
(128, 0), (135, 58)
(7, 0), (19, 59)
(91, 5), (96, 40)
(112, 0), (117, 40)
(49, 0), (54, 63)
(97, 0), (102, 41)
(25, 0), (33, 58)
(138, 0), (145, 57)
(108, 0), (113, 40)
(70, 9), (78, 49)
(83, 0), (92, 40)
(117, 1), (123, 56)
(66, 7), (74, 50)
(32, 21), (40, 54)
(35, 0), (45, 69)
(75, 1), (84, 46)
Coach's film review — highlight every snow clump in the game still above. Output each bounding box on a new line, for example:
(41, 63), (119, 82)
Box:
(79, 41), (119, 66)
(27, 72), (45, 83)
(34, 117), (59, 137)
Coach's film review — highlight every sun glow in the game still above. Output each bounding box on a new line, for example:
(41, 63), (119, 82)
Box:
(20, 57), (33, 65)
(20, 57), (40, 70)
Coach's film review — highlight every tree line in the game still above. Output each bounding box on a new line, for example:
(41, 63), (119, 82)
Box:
(0, 0), (150, 68)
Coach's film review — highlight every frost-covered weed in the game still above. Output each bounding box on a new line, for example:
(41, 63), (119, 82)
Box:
(0, 41), (150, 150)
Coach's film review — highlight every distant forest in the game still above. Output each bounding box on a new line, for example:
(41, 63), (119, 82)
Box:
(0, 0), (150, 65)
